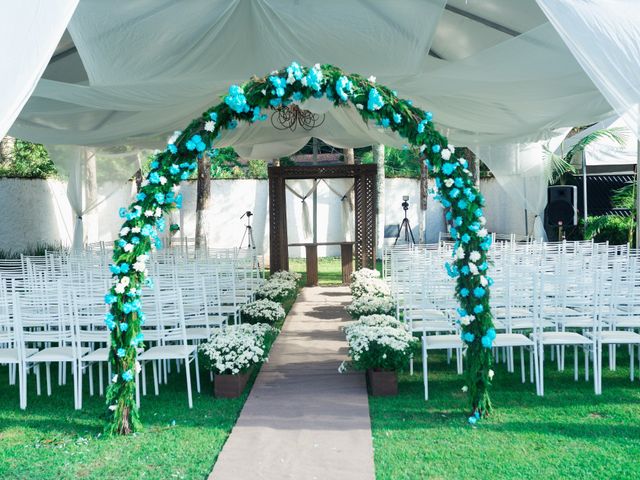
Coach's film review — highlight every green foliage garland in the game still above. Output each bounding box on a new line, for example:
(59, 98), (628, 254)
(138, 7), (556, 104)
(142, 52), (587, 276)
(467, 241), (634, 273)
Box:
(105, 63), (495, 434)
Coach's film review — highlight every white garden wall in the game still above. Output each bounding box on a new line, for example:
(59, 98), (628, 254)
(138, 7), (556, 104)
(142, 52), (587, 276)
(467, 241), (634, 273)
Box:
(0, 177), (529, 256)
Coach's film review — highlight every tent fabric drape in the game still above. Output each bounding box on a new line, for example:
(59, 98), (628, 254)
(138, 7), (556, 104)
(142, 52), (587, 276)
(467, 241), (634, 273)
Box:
(537, 0), (640, 138)
(322, 179), (355, 240)
(0, 0), (78, 139)
(285, 180), (320, 240)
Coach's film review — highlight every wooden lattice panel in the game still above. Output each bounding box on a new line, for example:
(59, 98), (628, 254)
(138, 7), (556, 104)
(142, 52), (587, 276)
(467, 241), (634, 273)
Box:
(268, 164), (377, 273)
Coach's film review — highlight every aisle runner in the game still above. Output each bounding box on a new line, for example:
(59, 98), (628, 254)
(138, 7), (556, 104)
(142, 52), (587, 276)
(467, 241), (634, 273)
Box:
(209, 286), (375, 480)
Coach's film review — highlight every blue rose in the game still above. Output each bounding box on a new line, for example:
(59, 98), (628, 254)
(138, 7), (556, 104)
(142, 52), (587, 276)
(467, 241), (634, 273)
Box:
(432, 144), (441, 153)
(367, 88), (384, 111)
(462, 332), (475, 343)
(119, 263), (130, 274)
(167, 144), (178, 154)
(117, 348), (126, 358)
(481, 335), (493, 348)
(149, 172), (161, 184)
(460, 288), (470, 298)
(105, 294), (117, 305)
(473, 305), (484, 314)
(122, 370), (134, 382)
(473, 287), (486, 298)
(392, 113), (402, 124)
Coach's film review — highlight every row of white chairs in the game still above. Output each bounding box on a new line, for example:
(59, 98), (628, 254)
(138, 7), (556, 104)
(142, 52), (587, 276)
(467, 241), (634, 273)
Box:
(385, 240), (640, 400)
(0, 247), (264, 410)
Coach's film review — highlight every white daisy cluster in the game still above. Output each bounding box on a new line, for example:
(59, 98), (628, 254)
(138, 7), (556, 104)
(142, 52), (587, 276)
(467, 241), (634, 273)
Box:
(351, 314), (404, 330)
(343, 319), (417, 371)
(270, 270), (302, 283)
(346, 295), (396, 319)
(256, 277), (297, 302)
(350, 268), (380, 284)
(240, 299), (286, 324)
(199, 323), (278, 375)
(350, 277), (390, 299)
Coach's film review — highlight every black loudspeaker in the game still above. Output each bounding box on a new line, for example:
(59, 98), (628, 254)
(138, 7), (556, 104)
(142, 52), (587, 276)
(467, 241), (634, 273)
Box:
(546, 185), (578, 226)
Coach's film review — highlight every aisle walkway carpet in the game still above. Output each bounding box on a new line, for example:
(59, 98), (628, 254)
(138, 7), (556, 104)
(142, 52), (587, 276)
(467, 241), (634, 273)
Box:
(209, 286), (375, 480)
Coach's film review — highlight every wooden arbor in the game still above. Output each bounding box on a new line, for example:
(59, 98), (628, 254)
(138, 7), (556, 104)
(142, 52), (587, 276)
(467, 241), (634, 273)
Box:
(268, 164), (377, 276)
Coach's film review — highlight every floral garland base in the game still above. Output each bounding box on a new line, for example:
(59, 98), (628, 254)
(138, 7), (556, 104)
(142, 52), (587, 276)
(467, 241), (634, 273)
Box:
(105, 62), (495, 434)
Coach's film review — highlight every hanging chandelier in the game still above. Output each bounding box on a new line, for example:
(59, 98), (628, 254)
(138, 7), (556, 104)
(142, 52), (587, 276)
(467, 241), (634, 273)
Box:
(270, 104), (326, 132)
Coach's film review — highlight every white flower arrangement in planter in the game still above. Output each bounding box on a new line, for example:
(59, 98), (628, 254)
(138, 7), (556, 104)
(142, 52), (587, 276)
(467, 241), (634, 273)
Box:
(240, 299), (286, 324)
(256, 278), (297, 302)
(270, 270), (302, 283)
(350, 277), (391, 299)
(350, 268), (380, 284)
(341, 319), (417, 396)
(346, 294), (396, 319)
(200, 323), (278, 375)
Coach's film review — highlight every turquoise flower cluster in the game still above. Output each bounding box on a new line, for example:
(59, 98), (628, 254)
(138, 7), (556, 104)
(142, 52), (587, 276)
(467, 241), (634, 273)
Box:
(105, 61), (494, 435)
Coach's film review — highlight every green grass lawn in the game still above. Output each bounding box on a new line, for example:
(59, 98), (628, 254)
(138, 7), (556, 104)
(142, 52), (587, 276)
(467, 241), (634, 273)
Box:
(0, 292), (299, 480)
(287, 256), (383, 285)
(370, 350), (640, 479)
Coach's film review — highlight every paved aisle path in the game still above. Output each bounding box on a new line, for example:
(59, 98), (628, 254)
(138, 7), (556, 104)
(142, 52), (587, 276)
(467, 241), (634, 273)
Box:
(209, 286), (375, 480)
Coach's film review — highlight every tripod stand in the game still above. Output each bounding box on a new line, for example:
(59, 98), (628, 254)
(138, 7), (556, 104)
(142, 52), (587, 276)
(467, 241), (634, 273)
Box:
(239, 211), (256, 250)
(394, 198), (416, 246)
(240, 211), (262, 274)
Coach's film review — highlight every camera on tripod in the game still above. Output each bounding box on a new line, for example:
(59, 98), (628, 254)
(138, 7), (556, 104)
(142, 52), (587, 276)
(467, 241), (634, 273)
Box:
(394, 195), (416, 246)
(240, 210), (253, 220)
(401, 195), (409, 211)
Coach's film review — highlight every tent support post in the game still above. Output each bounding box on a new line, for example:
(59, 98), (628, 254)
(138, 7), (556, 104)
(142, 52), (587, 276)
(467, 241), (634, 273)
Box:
(636, 135), (640, 248)
(582, 153), (588, 226)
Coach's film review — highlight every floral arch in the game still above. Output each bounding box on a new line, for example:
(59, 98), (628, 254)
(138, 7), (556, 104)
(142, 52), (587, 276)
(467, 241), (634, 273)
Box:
(105, 63), (495, 434)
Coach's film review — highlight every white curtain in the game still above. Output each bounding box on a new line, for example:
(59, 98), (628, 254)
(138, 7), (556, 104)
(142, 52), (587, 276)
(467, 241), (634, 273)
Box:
(537, 0), (640, 138)
(475, 130), (570, 240)
(0, 0), (78, 139)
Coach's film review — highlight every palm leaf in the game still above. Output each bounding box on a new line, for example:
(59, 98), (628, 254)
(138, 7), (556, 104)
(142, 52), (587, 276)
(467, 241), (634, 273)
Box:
(542, 145), (576, 184)
(565, 127), (628, 162)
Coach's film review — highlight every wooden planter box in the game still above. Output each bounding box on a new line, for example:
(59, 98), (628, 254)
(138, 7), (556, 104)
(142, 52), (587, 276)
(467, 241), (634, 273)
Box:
(214, 369), (252, 398)
(366, 369), (398, 396)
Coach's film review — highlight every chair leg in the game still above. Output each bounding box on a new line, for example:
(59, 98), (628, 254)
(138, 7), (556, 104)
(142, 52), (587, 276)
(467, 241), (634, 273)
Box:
(99, 363), (104, 396)
(152, 361), (160, 396)
(595, 343), (601, 395)
(584, 345), (589, 381)
(574, 345), (579, 382)
(88, 364), (94, 396)
(409, 355), (414, 376)
(520, 347), (525, 383)
(35, 364), (41, 396)
(538, 343), (545, 396)
(630, 344), (635, 381)
(141, 362), (147, 396)
(74, 361), (81, 410)
(456, 348), (463, 375)
(19, 362), (27, 410)
(422, 336), (428, 401)
(194, 354), (201, 394)
(529, 349), (534, 383)
(184, 357), (193, 408)
(135, 369), (141, 408)
(46, 362), (52, 396)
(533, 345), (541, 396)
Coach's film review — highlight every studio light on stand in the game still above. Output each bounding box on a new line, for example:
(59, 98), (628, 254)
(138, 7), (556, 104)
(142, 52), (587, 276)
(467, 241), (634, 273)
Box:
(394, 195), (416, 245)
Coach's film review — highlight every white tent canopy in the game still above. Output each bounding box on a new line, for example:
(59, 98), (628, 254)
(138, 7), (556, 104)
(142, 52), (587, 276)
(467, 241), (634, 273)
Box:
(3, 0), (640, 243)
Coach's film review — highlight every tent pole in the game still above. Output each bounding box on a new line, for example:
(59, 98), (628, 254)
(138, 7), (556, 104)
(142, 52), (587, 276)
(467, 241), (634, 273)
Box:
(636, 134), (640, 248)
(582, 152), (588, 225)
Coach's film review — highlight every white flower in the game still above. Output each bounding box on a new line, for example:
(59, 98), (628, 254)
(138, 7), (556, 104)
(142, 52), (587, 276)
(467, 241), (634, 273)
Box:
(154, 207), (162, 217)
(368, 75), (376, 83)
(131, 227), (141, 234)
(420, 144), (427, 153)
(120, 276), (130, 287)
(478, 228), (488, 238)
(171, 185), (181, 193)
(261, 89), (267, 96)
(449, 145), (456, 154)
(137, 254), (149, 262)
(141, 180), (149, 187)
(462, 385), (468, 392)
(168, 130), (181, 144)
(286, 74), (296, 85)
(479, 216), (486, 225)
(469, 263), (479, 275)
(444, 179), (454, 188)
(133, 261), (146, 273)
(456, 247), (465, 260)
(469, 251), (481, 262)
(144, 210), (154, 217)
(108, 404), (117, 411)
(480, 276), (488, 287)
(124, 243), (134, 253)
(356, 104), (364, 110)
(460, 314), (475, 326)
(300, 77), (308, 87)
(159, 176), (167, 185)
(488, 369), (494, 380)
(112, 374), (118, 383)
(120, 227), (130, 237)
(135, 361), (142, 374)
(441, 149), (452, 161)
(115, 283), (125, 294)
(204, 120), (216, 132)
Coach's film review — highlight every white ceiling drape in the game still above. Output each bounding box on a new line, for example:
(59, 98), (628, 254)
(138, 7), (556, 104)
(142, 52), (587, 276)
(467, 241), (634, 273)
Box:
(0, 0), (78, 139)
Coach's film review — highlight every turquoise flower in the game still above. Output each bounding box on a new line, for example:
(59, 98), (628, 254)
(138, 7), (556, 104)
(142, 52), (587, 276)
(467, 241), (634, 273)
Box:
(461, 233), (471, 244)
(392, 113), (402, 123)
(335, 76), (353, 102)
(286, 61), (303, 80)
(150, 161), (159, 169)
(475, 208), (483, 217)
(169, 164), (180, 175)
(136, 192), (146, 201)
(460, 288), (470, 297)
(269, 76), (287, 97)
(141, 224), (154, 237)
(167, 144), (178, 154)
(432, 144), (441, 153)
(109, 264), (121, 275)
(117, 348), (126, 358)
(458, 199), (468, 209)
(105, 294), (117, 304)
(119, 263), (130, 273)
(209, 112), (218, 122)
(462, 332), (475, 343)
(481, 335), (493, 348)
(118, 208), (127, 218)
(367, 88), (384, 111)
(149, 172), (161, 184)
(473, 287), (486, 298)
(473, 305), (484, 314)
(154, 192), (165, 204)
(460, 265), (470, 275)
(104, 313), (115, 330)
(225, 85), (250, 113)
(454, 178), (464, 188)
(380, 118), (390, 128)
(122, 370), (134, 382)
(425, 111), (433, 121)
(449, 187), (460, 198)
